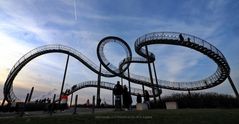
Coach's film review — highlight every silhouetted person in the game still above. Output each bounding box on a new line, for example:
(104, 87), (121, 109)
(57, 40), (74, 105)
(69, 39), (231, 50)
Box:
(86, 99), (90, 106)
(48, 100), (54, 113)
(113, 81), (123, 110)
(137, 93), (142, 103)
(98, 98), (101, 106)
(144, 90), (150, 108)
(123, 85), (132, 111)
(47, 98), (51, 103)
(123, 85), (128, 94)
(187, 37), (191, 42)
(144, 91), (150, 101)
(123, 85), (128, 108)
(128, 93), (132, 110)
(179, 34), (184, 41)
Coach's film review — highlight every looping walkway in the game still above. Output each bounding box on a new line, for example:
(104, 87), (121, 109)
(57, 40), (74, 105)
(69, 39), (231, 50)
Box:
(3, 32), (230, 103)
(68, 80), (157, 97)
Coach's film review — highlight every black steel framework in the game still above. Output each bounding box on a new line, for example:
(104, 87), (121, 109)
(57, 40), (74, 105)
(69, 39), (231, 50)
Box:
(145, 45), (157, 103)
(67, 81), (157, 97)
(96, 64), (102, 107)
(2, 32), (236, 104)
(27, 87), (34, 102)
(59, 54), (69, 105)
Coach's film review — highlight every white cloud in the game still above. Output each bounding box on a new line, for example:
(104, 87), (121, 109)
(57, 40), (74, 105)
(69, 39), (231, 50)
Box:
(0, 32), (34, 82)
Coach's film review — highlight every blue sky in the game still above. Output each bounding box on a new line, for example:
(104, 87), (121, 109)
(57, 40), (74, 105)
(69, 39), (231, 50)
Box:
(0, 0), (239, 104)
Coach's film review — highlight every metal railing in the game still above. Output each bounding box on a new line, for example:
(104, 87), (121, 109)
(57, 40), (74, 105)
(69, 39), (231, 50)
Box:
(69, 80), (156, 96)
(4, 32), (230, 102)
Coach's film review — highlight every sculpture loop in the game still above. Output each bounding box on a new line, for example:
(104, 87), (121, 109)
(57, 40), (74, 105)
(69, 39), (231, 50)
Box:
(3, 32), (230, 103)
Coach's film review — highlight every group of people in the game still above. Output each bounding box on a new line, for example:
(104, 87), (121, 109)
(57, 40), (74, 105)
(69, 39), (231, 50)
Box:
(113, 81), (132, 111)
(136, 90), (150, 108)
(34, 98), (51, 104)
(113, 81), (152, 110)
(179, 33), (191, 42)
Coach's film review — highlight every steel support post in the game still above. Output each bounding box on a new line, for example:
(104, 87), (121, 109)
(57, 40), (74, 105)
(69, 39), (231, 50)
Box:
(145, 45), (156, 103)
(73, 94), (78, 114)
(97, 64), (101, 107)
(152, 62), (161, 102)
(28, 87), (34, 102)
(70, 93), (73, 107)
(142, 84), (145, 97)
(127, 69), (131, 95)
(188, 90), (191, 97)
(50, 94), (56, 116)
(112, 91), (114, 106)
(121, 78), (124, 86)
(92, 95), (95, 113)
(20, 93), (29, 117)
(228, 76), (239, 99)
(1, 98), (5, 106)
(59, 54), (70, 105)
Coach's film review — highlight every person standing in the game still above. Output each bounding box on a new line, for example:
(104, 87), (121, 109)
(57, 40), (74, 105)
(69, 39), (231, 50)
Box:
(137, 93), (142, 103)
(179, 34), (184, 41)
(144, 90), (150, 109)
(127, 91), (132, 111)
(123, 85), (132, 111)
(123, 85), (128, 109)
(113, 81), (123, 110)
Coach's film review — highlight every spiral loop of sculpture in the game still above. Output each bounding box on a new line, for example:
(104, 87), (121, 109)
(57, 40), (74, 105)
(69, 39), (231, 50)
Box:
(3, 32), (230, 103)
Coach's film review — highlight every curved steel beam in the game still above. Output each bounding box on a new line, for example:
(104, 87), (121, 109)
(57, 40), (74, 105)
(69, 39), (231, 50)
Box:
(3, 45), (114, 103)
(3, 32), (230, 103)
(97, 32), (230, 91)
(68, 80), (158, 97)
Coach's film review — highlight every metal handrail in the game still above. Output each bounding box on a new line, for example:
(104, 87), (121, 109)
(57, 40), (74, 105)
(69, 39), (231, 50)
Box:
(69, 80), (156, 96)
(4, 32), (230, 103)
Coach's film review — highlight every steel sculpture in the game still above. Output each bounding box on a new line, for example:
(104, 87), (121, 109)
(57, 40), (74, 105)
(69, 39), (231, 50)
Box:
(2, 32), (236, 104)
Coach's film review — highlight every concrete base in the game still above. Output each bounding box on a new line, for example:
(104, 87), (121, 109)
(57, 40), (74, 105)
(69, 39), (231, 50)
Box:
(165, 101), (178, 109)
(136, 103), (148, 111)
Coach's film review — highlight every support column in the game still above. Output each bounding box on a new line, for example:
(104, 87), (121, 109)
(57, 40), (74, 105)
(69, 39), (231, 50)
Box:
(145, 45), (156, 103)
(70, 93), (73, 107)
(50, 94), (56, 116)
(73, 95), (78, 114)
(127, 69), (131, 95)
(228, 76), (239, 98)
(92, 95), (95, 113)
(188, 90), (191, 97)
(152, 62), (161, 102)
(142, 84), (145, 97)
(20, 93), (29, 117)
(127, 68), (132, 110)
(1, 98), (6, 106)
(120, 77), (124, 107)
(121, 78), (124, 86)
(112, 91), (114, 106)
(59, 54), (70, 105)
(28, 87), (34, 102)
(97, 64), (102, 107)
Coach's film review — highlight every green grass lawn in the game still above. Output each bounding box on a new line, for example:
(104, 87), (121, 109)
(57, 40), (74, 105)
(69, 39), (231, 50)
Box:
(1, 109), (239, 124)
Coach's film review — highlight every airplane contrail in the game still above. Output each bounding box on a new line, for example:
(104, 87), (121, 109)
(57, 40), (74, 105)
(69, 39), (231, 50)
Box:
(74, 0), (77, 21)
